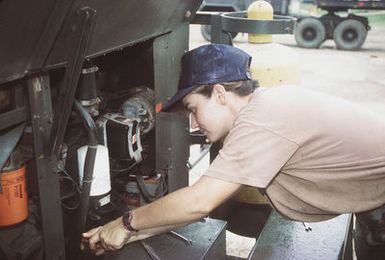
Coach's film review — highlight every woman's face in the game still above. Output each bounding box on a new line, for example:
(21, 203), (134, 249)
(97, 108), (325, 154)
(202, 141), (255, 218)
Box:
(182, 89), (233, 143)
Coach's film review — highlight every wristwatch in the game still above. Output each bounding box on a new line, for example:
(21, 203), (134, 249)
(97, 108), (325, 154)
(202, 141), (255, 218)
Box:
(122, 209), (139, 232)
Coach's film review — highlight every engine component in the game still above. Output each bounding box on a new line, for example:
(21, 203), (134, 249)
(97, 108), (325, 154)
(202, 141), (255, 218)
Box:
(0, 123), (26, 192)
(97, 87), (155, 166)
(124, 175), (167, 208)
(76, 66), (100, 117)
(99, 114), (143, 163)
(0, 165), (28, 227)
(121, 87), (155, 134)
(77, 144), (111, 197)
(0, 144), (28, 227)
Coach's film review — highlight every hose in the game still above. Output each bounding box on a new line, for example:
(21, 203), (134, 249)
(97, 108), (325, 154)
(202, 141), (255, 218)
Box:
(73, 100), (98, 241)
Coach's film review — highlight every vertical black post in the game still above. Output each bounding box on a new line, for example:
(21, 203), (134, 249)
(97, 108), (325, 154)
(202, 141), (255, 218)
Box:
(153, 23), (190, 192)
(209, 14), (229, 164)
(211, 14), (232, 45)
(27, 75), (65, 260)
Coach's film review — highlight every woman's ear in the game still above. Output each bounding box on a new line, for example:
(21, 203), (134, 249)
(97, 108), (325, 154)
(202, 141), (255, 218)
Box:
(212, 84), (226, 105)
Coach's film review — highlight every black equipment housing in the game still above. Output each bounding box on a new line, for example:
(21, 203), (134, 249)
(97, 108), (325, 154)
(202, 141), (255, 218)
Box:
(0, 1), (201, 259)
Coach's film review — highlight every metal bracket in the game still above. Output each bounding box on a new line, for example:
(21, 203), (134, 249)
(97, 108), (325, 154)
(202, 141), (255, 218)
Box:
(221, 11), (296, 35)
(192, 11), (297, 44)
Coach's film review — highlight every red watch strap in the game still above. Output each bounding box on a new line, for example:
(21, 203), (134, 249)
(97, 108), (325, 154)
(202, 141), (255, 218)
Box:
(122, 209), (138, 232)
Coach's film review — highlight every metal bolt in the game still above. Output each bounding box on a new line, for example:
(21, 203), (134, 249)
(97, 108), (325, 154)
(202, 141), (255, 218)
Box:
(185, 10), (192, 18)
(302, 222), (312, 232)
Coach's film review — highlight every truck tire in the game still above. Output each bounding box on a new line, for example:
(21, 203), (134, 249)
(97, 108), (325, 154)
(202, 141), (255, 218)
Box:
(333, 19), (367, 50)
(200, 24), (238, 42)
(201, 25), (212, 42)
(294, 18), (326, 48)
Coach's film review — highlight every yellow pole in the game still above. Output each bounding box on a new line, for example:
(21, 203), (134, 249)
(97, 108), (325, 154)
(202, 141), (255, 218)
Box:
(248, 0), (273, 43)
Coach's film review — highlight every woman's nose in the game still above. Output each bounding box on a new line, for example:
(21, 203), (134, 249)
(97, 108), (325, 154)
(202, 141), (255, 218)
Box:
(190, 114), (199, 129)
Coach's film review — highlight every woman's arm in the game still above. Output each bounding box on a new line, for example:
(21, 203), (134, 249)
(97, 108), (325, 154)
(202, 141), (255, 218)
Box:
(83, 175), (241, 254)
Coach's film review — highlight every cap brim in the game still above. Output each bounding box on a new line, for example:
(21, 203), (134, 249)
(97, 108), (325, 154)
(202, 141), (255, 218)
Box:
(161, 85), (197, 112)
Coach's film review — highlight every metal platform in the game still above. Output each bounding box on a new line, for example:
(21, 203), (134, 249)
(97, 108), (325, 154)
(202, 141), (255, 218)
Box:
(248, 211), (353, 260)
(103, 218), (227, 260)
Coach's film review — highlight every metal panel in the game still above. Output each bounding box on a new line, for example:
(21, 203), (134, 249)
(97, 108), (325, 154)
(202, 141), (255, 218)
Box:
(153, 24), (190, 192)
(0, 0), (64, 84)
(48, 0), (200, 63)
(0, 0), (202, 84)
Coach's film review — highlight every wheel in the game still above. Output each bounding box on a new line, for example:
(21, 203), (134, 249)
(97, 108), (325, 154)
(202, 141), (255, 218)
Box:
(333, 19), (367, 50)
(200, 24), (212, 42)
(294, 18), (326, 48)
(200, 24), (238, 42)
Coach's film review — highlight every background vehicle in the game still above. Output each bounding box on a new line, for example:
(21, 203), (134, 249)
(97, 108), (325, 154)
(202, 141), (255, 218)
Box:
(295, 0), (385, 50)
(199, 0), (385, 50)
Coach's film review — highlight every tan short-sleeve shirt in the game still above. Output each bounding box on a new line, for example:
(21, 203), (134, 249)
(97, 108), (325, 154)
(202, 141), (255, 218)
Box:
(205, 86), (385, 222)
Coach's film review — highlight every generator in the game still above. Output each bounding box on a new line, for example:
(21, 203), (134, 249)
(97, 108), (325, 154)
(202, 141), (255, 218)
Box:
(0, 1), (203, 259)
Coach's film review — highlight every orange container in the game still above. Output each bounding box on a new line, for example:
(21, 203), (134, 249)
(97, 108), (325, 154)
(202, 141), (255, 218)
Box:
(0, 166), (28, 226)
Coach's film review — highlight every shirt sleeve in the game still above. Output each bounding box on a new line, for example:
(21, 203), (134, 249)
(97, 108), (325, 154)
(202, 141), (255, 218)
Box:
(204, 121), (299, 188)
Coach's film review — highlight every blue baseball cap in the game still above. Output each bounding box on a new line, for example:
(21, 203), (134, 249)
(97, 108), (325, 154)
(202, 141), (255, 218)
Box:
(161, 44), (252, 112)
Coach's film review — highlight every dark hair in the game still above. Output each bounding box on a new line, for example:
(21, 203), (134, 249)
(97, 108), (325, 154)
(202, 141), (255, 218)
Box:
(192, 80), (259, 98)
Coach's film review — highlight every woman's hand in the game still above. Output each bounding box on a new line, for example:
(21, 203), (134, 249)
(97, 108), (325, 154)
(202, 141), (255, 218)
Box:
(81, 217), (131, 255)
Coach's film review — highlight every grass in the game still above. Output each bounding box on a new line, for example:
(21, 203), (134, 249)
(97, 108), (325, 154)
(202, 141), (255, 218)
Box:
(364, 12), (385, 25)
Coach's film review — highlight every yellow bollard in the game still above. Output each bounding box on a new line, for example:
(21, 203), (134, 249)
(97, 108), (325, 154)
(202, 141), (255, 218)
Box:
(242, 0), (300, 88)
(233, 0), (300, 204)
(248, 0), (273, 43)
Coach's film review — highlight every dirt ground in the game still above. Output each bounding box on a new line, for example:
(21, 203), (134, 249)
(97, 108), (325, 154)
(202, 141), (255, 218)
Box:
(188, 22), (385, 259)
